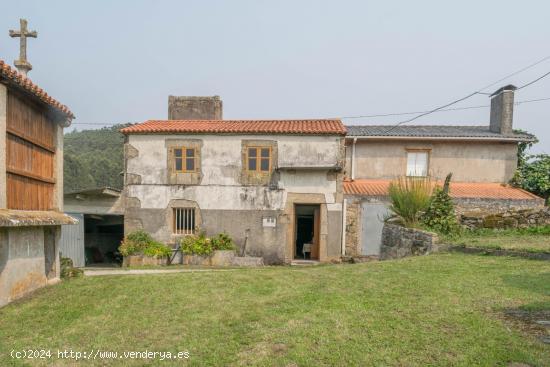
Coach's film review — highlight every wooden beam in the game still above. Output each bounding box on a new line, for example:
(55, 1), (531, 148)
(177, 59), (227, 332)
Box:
(7, 167), (56, 184)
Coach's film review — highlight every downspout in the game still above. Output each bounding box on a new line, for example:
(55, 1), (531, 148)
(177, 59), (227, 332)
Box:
(351, 138), (357, 180)
(341, 198), (347, 256)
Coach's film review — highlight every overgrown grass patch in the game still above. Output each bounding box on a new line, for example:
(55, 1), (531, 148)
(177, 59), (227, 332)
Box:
(1, 254), (549, 366)
(444, 226), (550, 253)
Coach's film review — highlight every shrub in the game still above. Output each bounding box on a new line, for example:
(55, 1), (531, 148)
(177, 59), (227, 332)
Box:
(60, 257), (83, 279)
(180, 232), (213, 256)
(180, 232), (236, 256)
(388, 176), (433, 227)
(422, 173), (459, 235)
(119, 230), (171, 258)
(143, 241), (173, 258)
(211, 232), (236, 251)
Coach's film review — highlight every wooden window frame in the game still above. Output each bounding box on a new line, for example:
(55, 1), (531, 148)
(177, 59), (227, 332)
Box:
(173, 207), (196, 235)
(246, 146), (272, 173)
(173, 147), (198, 173)
(405, 149), (430, 177)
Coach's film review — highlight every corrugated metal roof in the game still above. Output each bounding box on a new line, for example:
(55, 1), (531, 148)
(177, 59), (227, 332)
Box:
(345, 125), (535, 141)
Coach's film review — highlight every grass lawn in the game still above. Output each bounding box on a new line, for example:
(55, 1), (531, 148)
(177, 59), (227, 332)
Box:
(445, 226), (550, 253)
(1, 253), (549, 366)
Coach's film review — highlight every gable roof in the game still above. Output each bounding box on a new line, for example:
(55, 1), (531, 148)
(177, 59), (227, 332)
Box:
(0, 59), (74, 119)
(343, 179), (542, 200)
(121, 119), (346, 135)
(345, 125), (535, 142)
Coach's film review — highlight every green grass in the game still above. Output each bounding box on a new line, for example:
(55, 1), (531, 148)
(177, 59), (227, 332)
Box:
(445, 226), (550, 253)
(1, 254), (549, 366)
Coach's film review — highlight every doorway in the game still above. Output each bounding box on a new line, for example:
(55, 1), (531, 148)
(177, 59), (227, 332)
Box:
(294, 204), (320, 260)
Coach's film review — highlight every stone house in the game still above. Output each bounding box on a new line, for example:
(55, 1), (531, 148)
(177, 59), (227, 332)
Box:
(343, 85), (546, 257)
(121, 97), (346, 264)
(0, 60), (75, 307)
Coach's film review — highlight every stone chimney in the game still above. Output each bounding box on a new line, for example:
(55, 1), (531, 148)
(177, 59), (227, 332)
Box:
(168, 96), (223, 120)
(489, 84), (516, 135)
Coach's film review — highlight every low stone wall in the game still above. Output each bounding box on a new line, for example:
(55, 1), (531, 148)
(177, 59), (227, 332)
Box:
(380, 223), (439, 260)
(460, 207), (550, 230)
(454, 197), (545, 215)
(123, 255), (168, 267)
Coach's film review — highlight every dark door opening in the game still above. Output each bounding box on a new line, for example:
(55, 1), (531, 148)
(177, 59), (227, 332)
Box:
(84, 214), (124, 266)
(294, 204), (320, 260)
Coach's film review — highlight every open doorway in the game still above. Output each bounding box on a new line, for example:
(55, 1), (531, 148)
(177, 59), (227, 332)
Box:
(84, 215), (124, 266)
(294, 204), (320, 260)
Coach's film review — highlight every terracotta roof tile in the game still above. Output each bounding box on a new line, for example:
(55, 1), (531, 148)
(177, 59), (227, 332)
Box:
(344, 179), (541, 200)
(121, 119), (346, 135)
(0, 59), (74, 119)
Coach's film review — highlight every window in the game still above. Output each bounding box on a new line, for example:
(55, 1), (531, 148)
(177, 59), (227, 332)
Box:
(173, 208), (195, 235)
(406, 151), (428, 177)
(247, 147), (271, 173)
(174, 147), (196, 173)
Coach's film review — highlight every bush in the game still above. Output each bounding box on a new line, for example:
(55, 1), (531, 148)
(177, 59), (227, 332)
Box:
(422, 173), (459, 235)
(143, 241), (173, 258)
(119, 230), (171, 258)
(211, 232), (236, 251)
(60, 257), (83, 279)
(180, 232), (235, 256)
(388, 176), (433, 227)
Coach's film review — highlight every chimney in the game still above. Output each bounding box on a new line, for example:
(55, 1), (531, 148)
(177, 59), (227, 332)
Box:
(489, 84), (516, 135)
(168, 96), (223, 120)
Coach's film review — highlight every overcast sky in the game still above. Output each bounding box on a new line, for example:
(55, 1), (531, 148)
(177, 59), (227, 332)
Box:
(1, 0), (548, 153)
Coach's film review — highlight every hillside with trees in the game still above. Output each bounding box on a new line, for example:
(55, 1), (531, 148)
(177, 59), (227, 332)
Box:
(63, 124), (131, 193)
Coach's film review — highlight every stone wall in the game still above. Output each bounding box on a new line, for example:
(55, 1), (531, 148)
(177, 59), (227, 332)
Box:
(461, 207), (550, 230)
(454, 197), (545, 215)
(168, 96), (222, 120)
(345, 200), (360, 256)
(380, 223), (438, 260)
(0, 226), (61, 307)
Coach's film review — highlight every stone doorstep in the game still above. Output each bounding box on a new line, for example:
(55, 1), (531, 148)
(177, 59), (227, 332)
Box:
(290, 260), (321, 266)
(231, 256), (264, 267)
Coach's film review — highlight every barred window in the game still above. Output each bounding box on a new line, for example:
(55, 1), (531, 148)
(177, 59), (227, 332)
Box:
(173, 208), (195, 235)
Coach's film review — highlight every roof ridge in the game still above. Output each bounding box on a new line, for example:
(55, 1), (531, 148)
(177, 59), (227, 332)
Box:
(0, 59), (74, 119)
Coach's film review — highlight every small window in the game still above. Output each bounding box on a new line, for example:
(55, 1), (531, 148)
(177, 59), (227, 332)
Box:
(174, 147), (197, 173)
(406, 151), (428, 177)
(247, 147), (271, 173)
(173, 208), (195, 235)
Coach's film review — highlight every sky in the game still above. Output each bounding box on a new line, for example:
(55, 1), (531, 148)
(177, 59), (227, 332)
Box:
(1, 0), (549, 153)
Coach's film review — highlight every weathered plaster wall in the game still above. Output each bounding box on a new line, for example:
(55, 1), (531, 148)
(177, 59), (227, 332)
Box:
(0, 226), (60, 307)
(125, 134), (344, 263)
(345, 139), (518, 182)
(64, 195), (124, 215)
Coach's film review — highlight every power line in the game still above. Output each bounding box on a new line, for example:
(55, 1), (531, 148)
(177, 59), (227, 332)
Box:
(383, 57), (550, 133)
(340, 97), (550, 120)
(70, 96), (550, 126)
(517, 70), (550, 90)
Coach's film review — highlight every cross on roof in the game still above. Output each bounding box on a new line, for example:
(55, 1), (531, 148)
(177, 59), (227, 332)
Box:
(9, 18), (37, 76)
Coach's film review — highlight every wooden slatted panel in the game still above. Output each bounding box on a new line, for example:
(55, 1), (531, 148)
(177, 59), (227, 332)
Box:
(6, 90), (57, 210)
(7, 91), (55, 150)
(6, 133), (54, 181)
(7, 173), (54, 210)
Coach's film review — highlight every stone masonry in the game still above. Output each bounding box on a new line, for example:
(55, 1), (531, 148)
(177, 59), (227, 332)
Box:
(380, 223), (439, 260)
(168, 96), (223, 120)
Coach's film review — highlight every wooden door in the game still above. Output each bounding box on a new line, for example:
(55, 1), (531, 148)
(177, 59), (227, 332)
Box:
(311, 206), (320, 259)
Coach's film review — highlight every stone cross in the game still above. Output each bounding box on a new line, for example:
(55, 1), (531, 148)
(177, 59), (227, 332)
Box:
(9, 19), (38, 76)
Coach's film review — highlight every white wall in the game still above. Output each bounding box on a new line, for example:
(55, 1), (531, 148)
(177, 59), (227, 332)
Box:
(126, 134), (342, 210)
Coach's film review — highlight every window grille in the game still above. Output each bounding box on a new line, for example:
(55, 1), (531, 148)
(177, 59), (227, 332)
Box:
(173, 208), (195, 235)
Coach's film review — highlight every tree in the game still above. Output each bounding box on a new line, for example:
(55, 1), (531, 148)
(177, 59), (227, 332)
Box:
(510, 130), (550, 203)
(422, 173), (459, 235)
